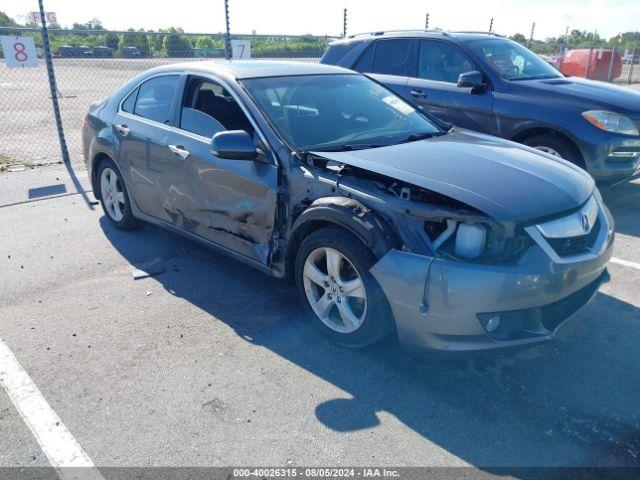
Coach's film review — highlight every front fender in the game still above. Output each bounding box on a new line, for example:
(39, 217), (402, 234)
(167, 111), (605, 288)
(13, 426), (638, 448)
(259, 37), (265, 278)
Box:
(287, 196), (401, 276)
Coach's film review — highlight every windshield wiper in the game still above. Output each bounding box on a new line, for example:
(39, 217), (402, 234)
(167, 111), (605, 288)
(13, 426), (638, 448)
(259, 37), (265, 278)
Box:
(397, 131), (447, 144)
(310, 143), (385, 152)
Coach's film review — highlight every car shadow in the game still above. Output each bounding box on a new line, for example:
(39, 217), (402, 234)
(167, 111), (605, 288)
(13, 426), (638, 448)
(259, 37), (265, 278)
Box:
(100, 218), (640, 473)
(600, 179), (640, 238)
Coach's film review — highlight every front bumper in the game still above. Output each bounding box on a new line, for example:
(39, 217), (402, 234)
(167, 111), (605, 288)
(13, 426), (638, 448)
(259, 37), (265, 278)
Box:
(569, 121), (640, 184)
(370, 224), (614, 358)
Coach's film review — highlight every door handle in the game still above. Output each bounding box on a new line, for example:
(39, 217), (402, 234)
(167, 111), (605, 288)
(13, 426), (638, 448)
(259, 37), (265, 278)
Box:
(410, 89), (426, 98)
(114, 124), (130, 136)
(168, 144), (190, 160)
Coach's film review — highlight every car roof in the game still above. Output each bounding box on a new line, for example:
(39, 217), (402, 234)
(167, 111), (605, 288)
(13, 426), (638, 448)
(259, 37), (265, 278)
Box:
(334, 30), (505, 44)
(150, 60), (353, 80)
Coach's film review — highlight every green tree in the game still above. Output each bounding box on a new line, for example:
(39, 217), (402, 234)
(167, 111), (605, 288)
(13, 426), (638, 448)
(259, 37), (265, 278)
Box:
(104, 33), (119, 50)
(163, 33), (193, 57)
(119, 29), (150, 57)
(509, 33), (527, 45)
(195, 36), (216, 49)
(0, 11), (19, 27)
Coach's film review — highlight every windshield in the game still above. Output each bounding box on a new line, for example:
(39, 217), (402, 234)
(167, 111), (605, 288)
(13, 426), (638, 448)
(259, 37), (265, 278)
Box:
(241, 74), (441, 151)
(468, 38), (563, 81)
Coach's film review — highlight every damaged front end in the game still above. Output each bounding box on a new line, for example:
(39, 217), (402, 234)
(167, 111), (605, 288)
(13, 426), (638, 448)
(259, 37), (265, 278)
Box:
(297, 152), (612, 356)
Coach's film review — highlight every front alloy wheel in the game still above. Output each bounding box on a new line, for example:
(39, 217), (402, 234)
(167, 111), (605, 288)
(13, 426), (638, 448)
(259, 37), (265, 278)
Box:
(303, 247), (367, 334)
(295, 226), (393, 347)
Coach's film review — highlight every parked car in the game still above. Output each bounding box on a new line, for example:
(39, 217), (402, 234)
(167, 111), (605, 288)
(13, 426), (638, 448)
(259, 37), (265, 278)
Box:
(122, 46), (141, 58)
(56, 45), (93, 58)
(321, 31), (640, 184)
(83, 61), (613, 356)
(92, 46), (114, 58)
(622, 53), (639, 65)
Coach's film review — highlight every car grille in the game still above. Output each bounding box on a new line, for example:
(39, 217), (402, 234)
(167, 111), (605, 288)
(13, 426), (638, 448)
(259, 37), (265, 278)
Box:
(545, 216), (601, 257)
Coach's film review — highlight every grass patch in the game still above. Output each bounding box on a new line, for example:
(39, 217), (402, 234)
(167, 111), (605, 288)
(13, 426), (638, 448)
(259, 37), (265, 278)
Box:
(0, 155), (43, 172)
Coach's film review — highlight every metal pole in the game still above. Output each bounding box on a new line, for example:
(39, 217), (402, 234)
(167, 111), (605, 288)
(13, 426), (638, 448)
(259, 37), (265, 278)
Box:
(606, 47), (616, 82)
(488, 18), (493, 35)
(585, 46), (593, 79)
(343, 8), (347, 38)
(528, 22), (535, 48)
(38, 0), (69, 164)
(224, 0), (231, 60)
(425, 13), (429, 30)
(628, 36), (640, 84)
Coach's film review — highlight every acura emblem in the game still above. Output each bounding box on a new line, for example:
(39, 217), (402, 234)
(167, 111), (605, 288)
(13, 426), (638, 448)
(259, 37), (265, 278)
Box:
(581, 213), (591, 233)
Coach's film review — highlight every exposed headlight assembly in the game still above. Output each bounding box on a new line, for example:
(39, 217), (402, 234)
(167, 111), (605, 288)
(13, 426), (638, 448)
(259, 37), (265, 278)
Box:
(582, 110), (639, 136)
(425, 220), (531, 264)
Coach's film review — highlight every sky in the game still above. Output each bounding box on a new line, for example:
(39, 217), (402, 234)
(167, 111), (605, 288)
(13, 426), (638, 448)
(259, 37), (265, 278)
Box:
(2, 0), (638, 39)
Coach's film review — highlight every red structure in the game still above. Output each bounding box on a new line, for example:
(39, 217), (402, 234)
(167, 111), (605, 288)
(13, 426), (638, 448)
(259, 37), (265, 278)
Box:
(559, 49), (622, 81)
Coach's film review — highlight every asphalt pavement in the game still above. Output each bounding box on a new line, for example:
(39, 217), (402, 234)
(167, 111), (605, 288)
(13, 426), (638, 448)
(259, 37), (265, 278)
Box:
(0, 165), (639, 475)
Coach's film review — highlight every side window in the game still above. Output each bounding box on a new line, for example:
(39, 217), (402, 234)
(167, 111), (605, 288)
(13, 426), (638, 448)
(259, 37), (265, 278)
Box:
(133, 75), (179, 124)
(121, 87), (138, 113)
(179, 76), (254, 138)
(353, 44), (375, 72)
(418, 40), (475, 83)
(371, 39), (411, 76)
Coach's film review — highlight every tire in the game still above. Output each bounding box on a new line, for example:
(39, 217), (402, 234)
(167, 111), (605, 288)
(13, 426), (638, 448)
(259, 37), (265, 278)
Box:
(522, 134), (583, 168)
(294, 226), (394, 347)
(97, 158), (140, 230)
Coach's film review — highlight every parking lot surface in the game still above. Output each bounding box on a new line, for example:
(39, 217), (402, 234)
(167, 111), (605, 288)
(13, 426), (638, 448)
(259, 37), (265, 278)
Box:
(0, 165), (639, 473)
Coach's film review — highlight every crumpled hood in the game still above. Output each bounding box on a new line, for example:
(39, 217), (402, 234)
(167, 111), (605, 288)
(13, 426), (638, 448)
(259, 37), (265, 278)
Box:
(312, 129), (594, 223)
(512, 77), (640, 115)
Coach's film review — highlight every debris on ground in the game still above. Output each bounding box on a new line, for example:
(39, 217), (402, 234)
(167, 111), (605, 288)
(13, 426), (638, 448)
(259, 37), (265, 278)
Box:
(132, 257), (167, 280)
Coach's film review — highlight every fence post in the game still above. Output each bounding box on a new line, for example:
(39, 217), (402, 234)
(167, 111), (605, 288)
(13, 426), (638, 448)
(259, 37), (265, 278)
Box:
(343, 9), (348, 38)
(629, 37), (640, 84)
(38, 0), (70, 164)
(607, 47), (616, 82)
(585, 46), (593, 79)
(224, 0), (231, 60)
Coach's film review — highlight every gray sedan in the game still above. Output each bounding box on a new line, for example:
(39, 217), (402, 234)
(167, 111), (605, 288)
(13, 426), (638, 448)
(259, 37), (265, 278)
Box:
(82, 61), (614, 356)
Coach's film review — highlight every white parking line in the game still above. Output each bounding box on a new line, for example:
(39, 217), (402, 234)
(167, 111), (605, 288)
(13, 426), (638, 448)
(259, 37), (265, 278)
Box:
(611, 256), (640, 271)
(0, 337), (104, 480)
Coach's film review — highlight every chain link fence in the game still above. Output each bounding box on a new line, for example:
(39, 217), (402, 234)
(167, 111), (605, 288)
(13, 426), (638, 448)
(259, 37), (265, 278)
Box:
(0, 26), (336, 170)
(1, 23), (638, 173)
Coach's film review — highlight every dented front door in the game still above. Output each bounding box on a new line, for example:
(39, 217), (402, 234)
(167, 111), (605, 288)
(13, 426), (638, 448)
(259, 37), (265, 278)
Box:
(165, 130), (278, 265)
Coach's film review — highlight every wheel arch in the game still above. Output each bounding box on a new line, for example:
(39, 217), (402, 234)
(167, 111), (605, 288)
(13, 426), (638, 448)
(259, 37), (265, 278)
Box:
(511, 126), (586, 168)
(285, 197), (401, 281)
(90, 152), (115, 200)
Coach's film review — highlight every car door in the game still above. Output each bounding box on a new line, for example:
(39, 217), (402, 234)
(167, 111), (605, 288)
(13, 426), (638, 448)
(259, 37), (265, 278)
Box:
(406, 39), (494, 133)
(112, 74), (181, 222)
(353, 38), (412, 97)
(164, 75), (278, 265)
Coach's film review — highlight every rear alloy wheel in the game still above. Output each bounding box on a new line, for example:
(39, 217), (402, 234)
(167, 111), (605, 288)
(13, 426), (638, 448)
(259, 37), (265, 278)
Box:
(295, 226), (393, 347)
(97, 159), (139, 230)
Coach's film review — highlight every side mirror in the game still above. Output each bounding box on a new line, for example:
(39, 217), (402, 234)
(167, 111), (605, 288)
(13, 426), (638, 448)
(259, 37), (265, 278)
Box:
(457, 71), (486, 90)
(211, 130), (257, 160)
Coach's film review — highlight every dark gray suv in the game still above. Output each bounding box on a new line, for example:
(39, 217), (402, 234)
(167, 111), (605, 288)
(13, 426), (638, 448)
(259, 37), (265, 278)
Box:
(83, 61), (613, 356)
(321, 30), (640, 184)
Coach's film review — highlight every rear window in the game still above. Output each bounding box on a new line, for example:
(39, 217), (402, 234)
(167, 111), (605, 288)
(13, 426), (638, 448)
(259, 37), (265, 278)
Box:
(321, 43), (357, 64)
(132, 75), (180, 124)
